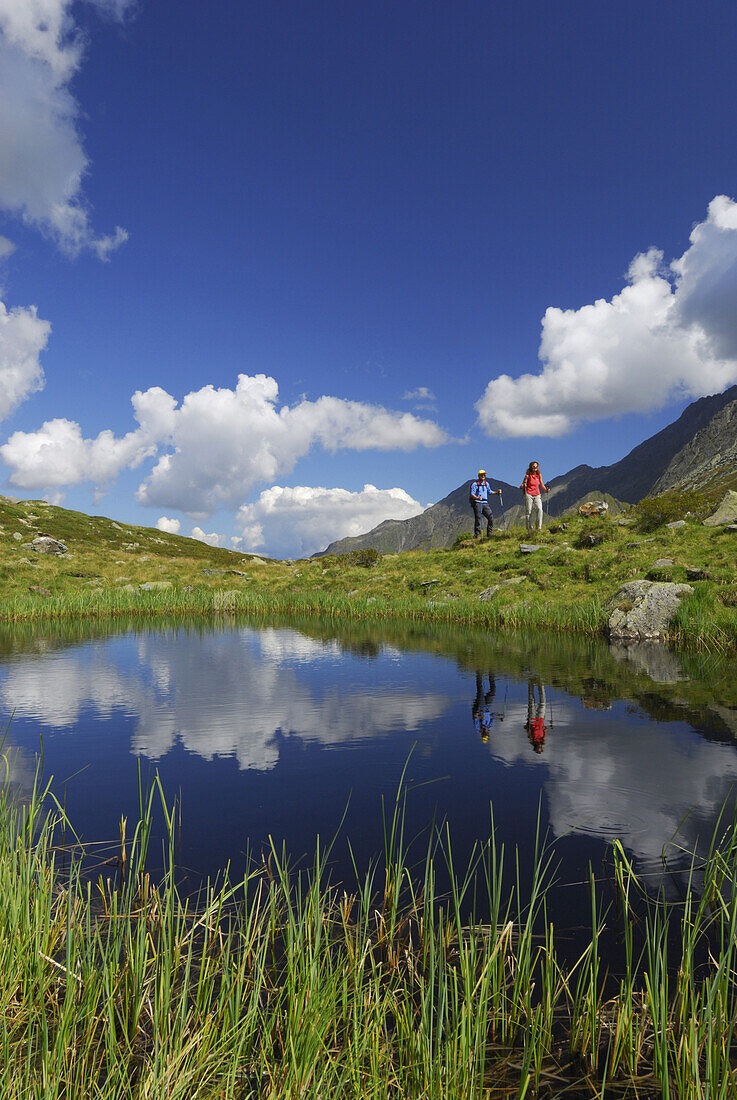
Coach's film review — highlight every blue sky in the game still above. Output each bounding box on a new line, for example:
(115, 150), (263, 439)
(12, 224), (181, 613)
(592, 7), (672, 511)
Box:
(1, 1), (736, 557)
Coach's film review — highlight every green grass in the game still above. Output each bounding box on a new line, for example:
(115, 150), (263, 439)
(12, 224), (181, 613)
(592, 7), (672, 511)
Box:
(1, 494), (736, 652)
(3, 768), (737, 1098)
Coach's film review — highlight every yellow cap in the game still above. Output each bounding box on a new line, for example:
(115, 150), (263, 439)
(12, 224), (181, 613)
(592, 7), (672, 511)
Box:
(478, 469), (486, 477)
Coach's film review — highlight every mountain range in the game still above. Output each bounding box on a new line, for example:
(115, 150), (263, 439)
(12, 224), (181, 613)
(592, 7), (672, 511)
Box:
(317, 385), (737, 555)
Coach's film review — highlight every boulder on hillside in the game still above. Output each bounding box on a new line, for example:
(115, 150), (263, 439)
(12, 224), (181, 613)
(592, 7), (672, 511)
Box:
(578, 500), (609, 517)
(31, 535), (68, 555)
(607, 580), (693, 641)
(703, 490), (737, 526)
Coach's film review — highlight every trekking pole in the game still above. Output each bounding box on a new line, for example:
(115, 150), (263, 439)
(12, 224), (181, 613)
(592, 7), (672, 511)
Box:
(499, 490), (505, 527)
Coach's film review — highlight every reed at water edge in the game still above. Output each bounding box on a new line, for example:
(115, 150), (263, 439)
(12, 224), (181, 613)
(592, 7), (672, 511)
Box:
(1, 766), (737, 1098)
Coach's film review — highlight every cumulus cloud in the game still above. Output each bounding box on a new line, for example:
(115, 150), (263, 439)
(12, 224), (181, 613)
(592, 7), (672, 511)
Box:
(237, 482), (424, 558)
(0, 385), (174, 493)
(0, 297), (49, 419)
(0, 373), (447, 510)
(477, 195), (737, 437)
(0, 236), (15, 259)
(156, 516), (180, 535)
(0, 0), (132, 256)
(191, 526), (220, 547)
(132, 375), (447, 514)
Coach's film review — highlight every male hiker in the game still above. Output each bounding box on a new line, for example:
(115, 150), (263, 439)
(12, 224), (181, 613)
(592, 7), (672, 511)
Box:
(470, 469), (501, 538)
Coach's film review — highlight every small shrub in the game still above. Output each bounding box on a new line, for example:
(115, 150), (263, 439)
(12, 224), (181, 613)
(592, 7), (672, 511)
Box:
(573, 519), (614, 549)
(451, 532), (475, 548)
(632, 488), (718, 533)
(347, 547), (382, 568)
(645, 566), (687, 583)
(717, 586), (737, 607)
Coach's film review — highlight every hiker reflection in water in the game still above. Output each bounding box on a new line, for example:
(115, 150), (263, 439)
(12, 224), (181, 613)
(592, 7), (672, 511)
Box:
(525, 678), (549, 754)
(472, 671), (501, 742)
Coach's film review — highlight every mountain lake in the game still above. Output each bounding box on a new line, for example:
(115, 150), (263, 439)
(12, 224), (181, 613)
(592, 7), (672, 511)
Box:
(2, 614), (736, 951)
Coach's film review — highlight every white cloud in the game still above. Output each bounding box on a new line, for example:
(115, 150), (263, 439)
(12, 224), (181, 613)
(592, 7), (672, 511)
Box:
(477, 195), (737, 437)
(403, 386), (436, 402)
(0, 374), (447, 510)
(0, 0), (132, 256)
(156, 516), (180, 535)
(0, 297), (49, 419)
(191, 526), (220, 547)
(0, 385), (174, 491)
(135, 377), (447, 514)
(0, 236), (15, 259)
(402, 386), (437, 411)
(236, 482), (425, 558)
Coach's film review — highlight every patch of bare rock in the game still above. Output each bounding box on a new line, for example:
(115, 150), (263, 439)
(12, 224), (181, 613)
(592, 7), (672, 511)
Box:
(608, 580), (693, 641)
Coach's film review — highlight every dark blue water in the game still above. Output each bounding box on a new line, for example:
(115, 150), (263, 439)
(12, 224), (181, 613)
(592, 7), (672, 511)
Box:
(1, 617), (736, 927)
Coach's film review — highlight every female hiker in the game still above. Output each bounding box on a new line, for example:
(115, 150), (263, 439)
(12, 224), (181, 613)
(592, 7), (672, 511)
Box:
(520, 461), (548, 531)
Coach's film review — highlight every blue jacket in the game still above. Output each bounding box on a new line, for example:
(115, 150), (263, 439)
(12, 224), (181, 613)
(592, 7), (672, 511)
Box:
(471, 479), (491, 502)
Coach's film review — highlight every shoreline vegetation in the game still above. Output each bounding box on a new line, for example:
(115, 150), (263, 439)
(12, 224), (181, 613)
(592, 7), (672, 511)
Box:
(0, 490), (735, 653)
(3, 774), (737, 1098)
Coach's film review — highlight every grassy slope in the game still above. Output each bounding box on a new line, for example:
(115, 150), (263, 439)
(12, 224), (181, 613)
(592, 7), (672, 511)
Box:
(0, 493), (735, 651)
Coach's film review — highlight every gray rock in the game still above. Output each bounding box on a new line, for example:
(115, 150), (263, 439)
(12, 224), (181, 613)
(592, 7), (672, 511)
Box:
(28, 585), (52, 597)
(580, 534), (603, 548)
(651, 558), (674, 568)
(666, 520), (687, 529)
(519, 544), (544, 554)
(31, 535), (68, 555)
(201, 569), (226, 575)
(12, 532), (22, 541)
(685, 567), (710, 581)
(139, 581), (173, 591)
(478, 576), (525, 601)
(626, 538), (656, 548)
(726, 524), (737, 533)
(608, 580), (693, 640)
(420, 578), (439, 587)
(703, 490), (737, 526)
(114, 576), (131, 582)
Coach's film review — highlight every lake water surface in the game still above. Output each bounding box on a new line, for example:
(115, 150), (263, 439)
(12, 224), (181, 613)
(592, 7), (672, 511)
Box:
(2, 616), (736, 928)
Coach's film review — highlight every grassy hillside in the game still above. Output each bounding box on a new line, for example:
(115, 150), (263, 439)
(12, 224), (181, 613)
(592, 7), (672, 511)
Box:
(0, 488), (735, 651)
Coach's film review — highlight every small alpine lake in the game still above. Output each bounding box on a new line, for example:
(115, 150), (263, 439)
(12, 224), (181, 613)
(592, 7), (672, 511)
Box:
(2, 614), (737, 932)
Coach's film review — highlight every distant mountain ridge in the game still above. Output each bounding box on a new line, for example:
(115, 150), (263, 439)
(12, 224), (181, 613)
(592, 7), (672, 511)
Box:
(317, 385), (737, 556)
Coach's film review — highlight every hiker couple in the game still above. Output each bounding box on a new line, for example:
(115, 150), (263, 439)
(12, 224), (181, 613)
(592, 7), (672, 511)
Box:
(470, 462), (549, 536)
